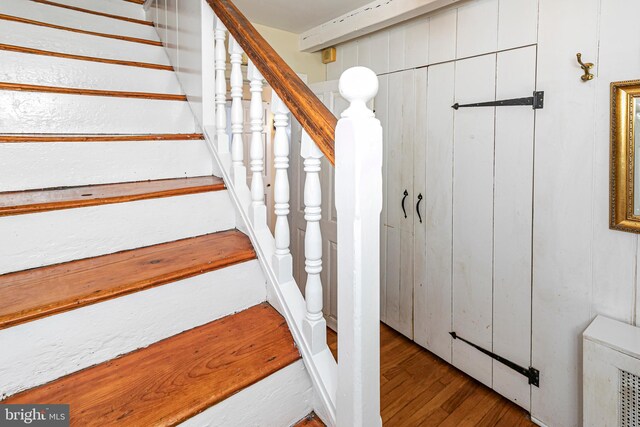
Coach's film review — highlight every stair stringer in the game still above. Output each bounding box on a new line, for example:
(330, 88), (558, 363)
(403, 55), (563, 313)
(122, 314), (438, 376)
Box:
(203, 127), (338, 427)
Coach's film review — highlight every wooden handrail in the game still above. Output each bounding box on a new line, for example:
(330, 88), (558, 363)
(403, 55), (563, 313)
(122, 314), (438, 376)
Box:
(206, 0), (337, 165)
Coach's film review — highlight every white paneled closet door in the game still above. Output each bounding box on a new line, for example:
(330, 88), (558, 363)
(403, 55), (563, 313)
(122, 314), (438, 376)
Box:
(414, 61), (455, 364)
(491, 45), (536, 409)
(412, 45), (538, 410)
(451, 52), (498, 389)
(380, 69), (417, 339)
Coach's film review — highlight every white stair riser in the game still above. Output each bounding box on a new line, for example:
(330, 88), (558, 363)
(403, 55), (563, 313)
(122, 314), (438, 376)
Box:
(0, 191), (236, 274)
(0, 92), (199, 134)
(0, 0), (158, 40)
(180, 360), (314, 427)
(0, 141), (214, 192)
(0, 260), (267, 399)
(0, 21), (169, 65)
(0, 51), (182, 93)
(47, 0), (145, 21)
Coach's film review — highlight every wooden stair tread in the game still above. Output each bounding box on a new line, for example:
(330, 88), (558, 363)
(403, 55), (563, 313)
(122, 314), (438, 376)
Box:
(0, 43), (174, 71)
(0, 230), (256, 329)
(3, 303), (301, 426)
(0, 82), (187, 101)
(32, 0), (153, 26)
(0, 176), (224, 216)
(294, 413), (326, 427)
(0, 14), (161, 46)
(0, 133), (204, 143)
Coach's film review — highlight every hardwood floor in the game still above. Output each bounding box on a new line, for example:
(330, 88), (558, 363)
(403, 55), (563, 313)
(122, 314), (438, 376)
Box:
(327, 324), (534, 426)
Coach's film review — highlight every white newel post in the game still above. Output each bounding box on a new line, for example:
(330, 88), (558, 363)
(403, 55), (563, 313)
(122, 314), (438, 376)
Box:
(271, 93), (293, 283)
(247, 61), (266, 227)
(229, 36), (246, 187)
(214, 17), (228, 154)
(335, 67), (382, 427)
(301, 130), (327, 355)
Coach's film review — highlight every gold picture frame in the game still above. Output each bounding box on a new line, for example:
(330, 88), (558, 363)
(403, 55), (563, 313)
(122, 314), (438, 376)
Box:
(611, 79), (640, 233)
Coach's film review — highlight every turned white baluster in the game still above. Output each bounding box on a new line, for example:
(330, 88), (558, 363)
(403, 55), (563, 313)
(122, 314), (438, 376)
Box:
(229, 36), (246, 187)
(247, 61), (266, 227)
(271, 92), (293, 283)
(301, 130), (327, 355)
(335, 67), (382, 427)
(214, 17), (228, 153)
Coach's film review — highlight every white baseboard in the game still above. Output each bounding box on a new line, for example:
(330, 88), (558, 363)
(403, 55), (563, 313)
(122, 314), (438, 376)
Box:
(531, 416), (550, 427)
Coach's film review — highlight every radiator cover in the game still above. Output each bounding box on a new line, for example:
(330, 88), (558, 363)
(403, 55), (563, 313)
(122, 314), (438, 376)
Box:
(620, 369), (640, 426)
(584, 316), (640, 426)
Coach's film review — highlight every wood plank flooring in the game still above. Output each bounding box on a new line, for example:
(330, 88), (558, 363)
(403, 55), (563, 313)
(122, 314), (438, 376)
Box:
(327, 325), (535, 426)
(4, 303), (299, 426)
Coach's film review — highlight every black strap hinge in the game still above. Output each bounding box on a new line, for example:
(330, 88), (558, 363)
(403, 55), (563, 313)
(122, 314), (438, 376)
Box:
(452, 91), (544, 110)
(450, 331), (540, 387)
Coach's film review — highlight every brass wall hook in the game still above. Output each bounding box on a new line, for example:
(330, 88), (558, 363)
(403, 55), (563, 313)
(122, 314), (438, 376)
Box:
(576, 53), (594, 81)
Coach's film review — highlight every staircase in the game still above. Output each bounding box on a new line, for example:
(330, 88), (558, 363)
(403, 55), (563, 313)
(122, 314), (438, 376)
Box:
(0, 0), (319, 425)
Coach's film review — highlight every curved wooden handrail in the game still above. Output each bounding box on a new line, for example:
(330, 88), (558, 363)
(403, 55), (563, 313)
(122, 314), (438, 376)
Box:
(206, 0), (337, 165)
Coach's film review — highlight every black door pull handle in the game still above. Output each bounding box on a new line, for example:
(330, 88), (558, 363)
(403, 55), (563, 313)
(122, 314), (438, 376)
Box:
(416, 193), (423, 223)
(401, 190), (408, 219)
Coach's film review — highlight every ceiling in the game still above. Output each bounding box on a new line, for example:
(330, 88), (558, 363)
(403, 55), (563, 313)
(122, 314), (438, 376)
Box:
(233, 0), (374, 34)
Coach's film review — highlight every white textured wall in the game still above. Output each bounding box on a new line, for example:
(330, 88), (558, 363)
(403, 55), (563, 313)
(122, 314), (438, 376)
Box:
(253, 23), (325, 84)
(148, 0), (324, 115)
(532, 1), (640, 426)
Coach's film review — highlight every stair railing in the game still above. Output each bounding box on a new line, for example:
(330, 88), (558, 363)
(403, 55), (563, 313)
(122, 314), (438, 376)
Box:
(205, 1), (382, 425)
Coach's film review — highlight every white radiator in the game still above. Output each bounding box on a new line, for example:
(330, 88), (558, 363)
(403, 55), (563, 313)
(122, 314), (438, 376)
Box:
(584, 316), (640, 426)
